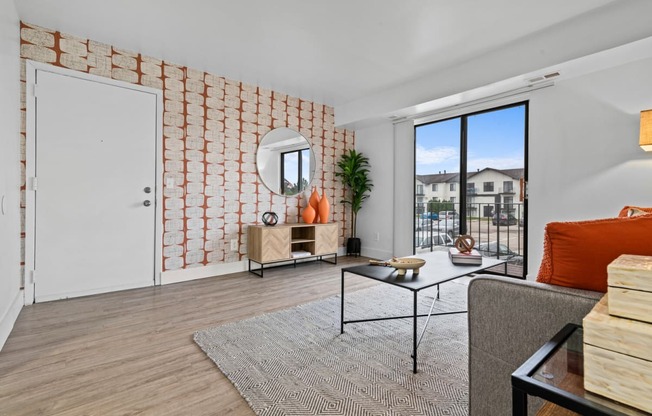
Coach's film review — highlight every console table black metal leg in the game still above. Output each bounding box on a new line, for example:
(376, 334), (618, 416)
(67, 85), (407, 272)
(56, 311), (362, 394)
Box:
(512, 387), (527, 416)
(340, 269), (345, 334)
(413, 290), (418, 374)
(248, 259), (264, 278)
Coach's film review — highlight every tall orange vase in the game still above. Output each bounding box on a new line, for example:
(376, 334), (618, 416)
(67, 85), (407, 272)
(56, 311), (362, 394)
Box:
(301, 203), (316, 224)
(309, 187), (321, 223)
(319, 189), (330, 224)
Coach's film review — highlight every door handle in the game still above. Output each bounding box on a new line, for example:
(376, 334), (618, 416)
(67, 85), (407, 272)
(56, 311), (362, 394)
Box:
(143, 200), (151, 207)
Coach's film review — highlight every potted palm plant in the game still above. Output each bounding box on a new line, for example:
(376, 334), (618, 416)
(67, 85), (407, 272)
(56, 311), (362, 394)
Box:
(336, 149), (373, 256)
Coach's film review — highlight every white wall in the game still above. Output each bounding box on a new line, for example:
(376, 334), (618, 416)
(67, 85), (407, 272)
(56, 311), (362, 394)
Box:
(528, 56), (652, 277)
(0, 0), (23, 350)
(392, 121), (416, 257)
(354, 121), (394, 260)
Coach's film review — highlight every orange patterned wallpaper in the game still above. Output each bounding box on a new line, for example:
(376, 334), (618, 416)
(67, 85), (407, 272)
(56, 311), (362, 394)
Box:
(19, 22), (354, 272)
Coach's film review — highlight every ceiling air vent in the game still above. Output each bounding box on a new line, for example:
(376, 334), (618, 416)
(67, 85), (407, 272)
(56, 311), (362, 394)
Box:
(528, 71), (560, 84)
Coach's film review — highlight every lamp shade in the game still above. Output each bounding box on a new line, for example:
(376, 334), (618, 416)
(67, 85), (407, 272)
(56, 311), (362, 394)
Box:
(641, 109), (652, 151)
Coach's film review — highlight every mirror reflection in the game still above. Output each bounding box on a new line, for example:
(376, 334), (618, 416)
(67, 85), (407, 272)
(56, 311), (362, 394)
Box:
(257, 128), (316, 196)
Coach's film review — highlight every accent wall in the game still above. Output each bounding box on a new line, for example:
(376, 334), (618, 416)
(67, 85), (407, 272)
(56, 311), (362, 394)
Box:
(19, 22), (354, 273)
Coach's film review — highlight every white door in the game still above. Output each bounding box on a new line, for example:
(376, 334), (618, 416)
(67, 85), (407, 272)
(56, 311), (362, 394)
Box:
(34, 70), (158, 302)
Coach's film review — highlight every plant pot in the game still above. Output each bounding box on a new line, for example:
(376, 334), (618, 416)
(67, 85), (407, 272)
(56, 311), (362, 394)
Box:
(346, 238), (361, 257)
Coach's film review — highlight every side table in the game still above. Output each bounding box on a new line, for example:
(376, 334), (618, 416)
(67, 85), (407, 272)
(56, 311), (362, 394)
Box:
(511, 323), (650, 416)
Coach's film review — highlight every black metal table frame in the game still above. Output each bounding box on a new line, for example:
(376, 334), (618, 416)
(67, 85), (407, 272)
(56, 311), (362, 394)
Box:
(248, 253), (337, 277)
(340, 267), (466, 374)
(511, 323), (627, 416)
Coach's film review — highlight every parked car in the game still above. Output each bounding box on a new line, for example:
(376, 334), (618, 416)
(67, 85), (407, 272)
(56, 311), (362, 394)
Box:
(476, 242), (523, 265)
(438, 211), (459, 221)
(435, 218), (460, 238)
(415, 232), (454, 248)
(416, 218), (436, 231)
(492, 213), (517, 226)
(421, 212), (439, 221)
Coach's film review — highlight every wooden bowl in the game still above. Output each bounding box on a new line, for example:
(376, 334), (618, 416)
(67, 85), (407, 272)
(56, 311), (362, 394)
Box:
(388, 257), (426, 276)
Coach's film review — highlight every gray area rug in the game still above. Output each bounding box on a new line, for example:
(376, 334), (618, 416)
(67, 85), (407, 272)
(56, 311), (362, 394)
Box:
(194, 280), (470, 416)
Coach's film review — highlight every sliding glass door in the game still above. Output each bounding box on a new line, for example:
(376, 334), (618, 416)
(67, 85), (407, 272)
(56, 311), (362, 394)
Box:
(414, 102), (528, 278)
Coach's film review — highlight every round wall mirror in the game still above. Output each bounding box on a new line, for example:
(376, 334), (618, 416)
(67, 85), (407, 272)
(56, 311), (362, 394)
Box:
(256, 128), (316, 196)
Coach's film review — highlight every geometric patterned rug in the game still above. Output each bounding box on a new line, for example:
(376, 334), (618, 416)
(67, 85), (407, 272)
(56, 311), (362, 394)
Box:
(194, 280), (470, 415)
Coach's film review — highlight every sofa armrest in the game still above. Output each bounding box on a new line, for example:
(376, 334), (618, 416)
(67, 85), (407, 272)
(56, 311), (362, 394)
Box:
(468, 275), (602, 416)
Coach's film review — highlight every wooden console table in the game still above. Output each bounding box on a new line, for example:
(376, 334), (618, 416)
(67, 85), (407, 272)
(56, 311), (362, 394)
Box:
(247, 223), (338, 277)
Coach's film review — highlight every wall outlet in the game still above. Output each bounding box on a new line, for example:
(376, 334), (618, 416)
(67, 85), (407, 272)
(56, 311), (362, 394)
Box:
(230, 239), (238, 251)
(375, 232), (380, 241)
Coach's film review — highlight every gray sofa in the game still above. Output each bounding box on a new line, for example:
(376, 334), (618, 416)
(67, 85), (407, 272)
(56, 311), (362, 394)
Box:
(467, 275), (603, 415)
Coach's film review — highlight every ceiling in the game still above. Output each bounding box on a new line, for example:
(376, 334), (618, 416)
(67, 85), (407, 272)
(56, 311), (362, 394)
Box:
(14, 0), (652, 126)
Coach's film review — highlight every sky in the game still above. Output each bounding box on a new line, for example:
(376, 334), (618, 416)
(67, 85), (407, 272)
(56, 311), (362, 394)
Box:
(415, 104), (525, 175)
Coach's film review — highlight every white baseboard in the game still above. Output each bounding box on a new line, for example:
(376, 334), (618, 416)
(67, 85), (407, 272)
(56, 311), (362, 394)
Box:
(36, 280), (154, 303)
(0, 290), (24, 352)
(161, 260), (248, 285)
(161, 251), (350, 285)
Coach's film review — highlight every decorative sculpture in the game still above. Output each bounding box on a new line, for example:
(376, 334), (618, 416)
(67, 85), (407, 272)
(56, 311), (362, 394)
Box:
(261, 211), (279, 226)
(454, 234), (476, 253)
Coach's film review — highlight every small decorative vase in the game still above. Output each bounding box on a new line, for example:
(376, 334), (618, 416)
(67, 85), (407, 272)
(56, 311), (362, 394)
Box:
(318, 189), (330, 224)
(309, 187), (321, 223)
(301, 203), (316, 224)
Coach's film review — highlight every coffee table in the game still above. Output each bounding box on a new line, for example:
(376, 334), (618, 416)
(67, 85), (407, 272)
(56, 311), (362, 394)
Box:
(340, 251), (506, 373)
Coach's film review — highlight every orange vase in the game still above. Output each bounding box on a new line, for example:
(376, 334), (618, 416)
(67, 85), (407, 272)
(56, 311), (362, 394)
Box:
(301, 203), (316, 224)
(319, 189), (330, 224)
(309, 187), (321, 223)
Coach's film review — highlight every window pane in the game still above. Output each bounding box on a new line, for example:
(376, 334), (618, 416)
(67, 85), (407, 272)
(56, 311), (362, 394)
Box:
(415, 117), (460, 221)
(467, 104), (525, 277)
(503, 180), (513, 193)
(282, 152), (299, 195)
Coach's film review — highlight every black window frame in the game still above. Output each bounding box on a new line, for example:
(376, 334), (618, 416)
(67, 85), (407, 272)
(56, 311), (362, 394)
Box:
(280, 148), (310, 195)
(413, 101), (529, 278)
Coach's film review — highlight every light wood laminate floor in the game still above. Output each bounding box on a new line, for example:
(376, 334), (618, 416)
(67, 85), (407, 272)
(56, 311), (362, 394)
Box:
(0, 256), (376, 415)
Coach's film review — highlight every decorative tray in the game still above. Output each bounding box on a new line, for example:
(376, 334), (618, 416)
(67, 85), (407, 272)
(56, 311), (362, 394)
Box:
(382, 257), (426, 275)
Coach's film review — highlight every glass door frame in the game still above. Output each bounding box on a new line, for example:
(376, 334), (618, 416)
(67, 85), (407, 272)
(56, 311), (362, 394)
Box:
(413, 101), (529, 278)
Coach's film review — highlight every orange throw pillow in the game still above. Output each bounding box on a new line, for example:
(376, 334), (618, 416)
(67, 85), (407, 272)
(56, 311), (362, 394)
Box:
(617, 206), (652, 217)
(537, 215), (652, 292)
